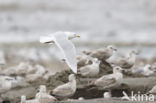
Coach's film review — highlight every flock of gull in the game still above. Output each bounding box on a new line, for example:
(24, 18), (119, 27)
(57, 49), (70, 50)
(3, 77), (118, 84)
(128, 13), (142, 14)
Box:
(0, 32), (156, 103)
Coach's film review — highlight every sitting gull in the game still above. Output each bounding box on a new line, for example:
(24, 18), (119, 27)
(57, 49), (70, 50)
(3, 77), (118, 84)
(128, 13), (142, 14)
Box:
(50, 74), (76, 100)
(77, 54), (91, 68)
(20, 95), (39, 103)
(36, 85), (57, 103)
(83, 45), (117, 60)
(109, 50), (137, 69)
(132, 64), (155, 76)
(40, 31), (80, 74)
(0, 76), (15, 92)
(90, 66), (123, 89)
(26, 65), (46, 82)
(0, 76), (25, 93)
(78, 58), (100, 77)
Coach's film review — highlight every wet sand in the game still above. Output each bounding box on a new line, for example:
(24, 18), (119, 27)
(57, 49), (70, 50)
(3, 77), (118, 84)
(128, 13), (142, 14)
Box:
(1, 61), (156, 103)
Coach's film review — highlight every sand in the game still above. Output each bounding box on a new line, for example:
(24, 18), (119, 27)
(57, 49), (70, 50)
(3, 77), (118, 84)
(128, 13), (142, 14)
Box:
(1, 60), (156, 103)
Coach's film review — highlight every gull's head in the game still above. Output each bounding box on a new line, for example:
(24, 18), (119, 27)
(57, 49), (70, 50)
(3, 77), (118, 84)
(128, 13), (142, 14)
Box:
(113, 66), (123, 73)
(130, 50), (138, 56)
(21, 95), (26, 102)
(92, 58), (100, 65)
(107, 45), (117, 51)
(68, 74), (76, 82)
(65, 32), (80, 40)
(39, 85), (46, 93)
(144, 64), (152, 70)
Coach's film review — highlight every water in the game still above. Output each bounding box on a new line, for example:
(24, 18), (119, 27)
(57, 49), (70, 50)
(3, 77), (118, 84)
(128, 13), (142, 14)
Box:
(0, 0), (156, 43)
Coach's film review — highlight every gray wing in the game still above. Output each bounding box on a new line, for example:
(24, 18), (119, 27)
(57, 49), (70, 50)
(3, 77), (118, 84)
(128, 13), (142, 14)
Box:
(53, 32), (77, 73)
(53, 84), (73, 97)
(95, 75), (116, 87)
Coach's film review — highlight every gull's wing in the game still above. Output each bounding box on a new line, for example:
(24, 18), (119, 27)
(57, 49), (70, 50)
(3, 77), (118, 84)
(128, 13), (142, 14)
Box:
(53, 32), (77, 73)
(40, 35), (54, 44)
(94, 75), (116, 87)
(52, 83), (73, 97)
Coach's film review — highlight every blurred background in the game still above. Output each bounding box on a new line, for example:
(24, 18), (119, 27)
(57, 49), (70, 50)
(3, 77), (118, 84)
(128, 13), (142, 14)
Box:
(0, 0), (156, 73)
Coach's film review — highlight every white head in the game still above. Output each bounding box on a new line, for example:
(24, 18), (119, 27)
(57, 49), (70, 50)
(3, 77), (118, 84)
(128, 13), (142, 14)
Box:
(113, 66), (123, 73)
(68, 74), (76, 82)
(144, 64), (152, 71)
(92, 58), (100, 65)
(64, 32), (80, 40)
(39, 85), (46, 93)
(129, 50), (138, 56)
(107, 45), (117, 51)
(103, 92), (112, 98)
(21, 95), (26, 102)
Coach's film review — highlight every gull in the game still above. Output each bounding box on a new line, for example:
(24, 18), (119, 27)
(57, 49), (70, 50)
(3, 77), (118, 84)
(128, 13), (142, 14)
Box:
(103, 91), (112, 99)
(90, 66), (123, 89)
(20, 95), (39, 103)
(36, 85), (57, 103)
(83, 45), (117, 60)
(0, 76), (27, 93)
(132, 64), (155, 76)
(2, 62), (38, 76)
(40, 31), (80, 74)
(109, 50), (137, 69)
(50, 74), (77, 100)
(26, 65), (46, 82)
(16, 62), (35, 75)
(0, 76), (15, 93)
(78, 58), (100, 77)
(77, 54), (91, 68)
(43, 72), (54, 80)
(1, 62), (30, 75)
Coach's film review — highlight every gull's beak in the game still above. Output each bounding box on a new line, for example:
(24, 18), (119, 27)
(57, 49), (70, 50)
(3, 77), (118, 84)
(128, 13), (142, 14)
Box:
(76, 35), (80, 38)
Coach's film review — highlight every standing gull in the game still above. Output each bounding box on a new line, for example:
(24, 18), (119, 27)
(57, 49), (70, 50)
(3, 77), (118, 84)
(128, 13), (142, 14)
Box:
(83, 45), (117, 60)
(109, 50), (137, 69)
(40, 32), (80, 74)
(90, 66), (123, 89)
(36, 85), (57, 103)
(78, 58), (100, 77)
(20, 95), (39, 103)
(50, 74), (77, 100)
(132, 64), (155, 76)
